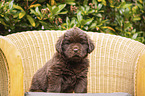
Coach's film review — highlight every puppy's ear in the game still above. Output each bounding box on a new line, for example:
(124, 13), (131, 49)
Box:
(87, 36), (95, 53)
(55, 35), (64, 53)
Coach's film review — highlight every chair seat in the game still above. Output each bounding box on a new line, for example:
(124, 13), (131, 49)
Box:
(25, 92), (132, 96)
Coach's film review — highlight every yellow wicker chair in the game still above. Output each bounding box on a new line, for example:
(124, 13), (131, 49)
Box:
(0, 30), (145, 96)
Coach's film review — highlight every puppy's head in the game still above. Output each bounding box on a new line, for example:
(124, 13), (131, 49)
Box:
(56, 27), (95, 61)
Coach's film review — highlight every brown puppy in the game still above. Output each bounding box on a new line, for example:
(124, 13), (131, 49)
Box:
(29, 27), (95, 93)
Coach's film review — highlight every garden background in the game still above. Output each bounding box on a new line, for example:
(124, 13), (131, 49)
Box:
(0, 0), (145, 43)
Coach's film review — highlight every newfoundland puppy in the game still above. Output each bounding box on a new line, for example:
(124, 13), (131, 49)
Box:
(29, 27), (95, 93)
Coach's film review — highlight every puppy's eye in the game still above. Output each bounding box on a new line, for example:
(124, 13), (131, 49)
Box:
(81, 42), (85, 44)
(65, 42), (69, 45)
(64, 41), (70, 45)
(81, 41), (87, 45)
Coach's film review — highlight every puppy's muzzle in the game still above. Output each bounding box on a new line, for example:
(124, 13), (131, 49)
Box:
(73, 46), (80, 53)
(73, 48), (78, 52)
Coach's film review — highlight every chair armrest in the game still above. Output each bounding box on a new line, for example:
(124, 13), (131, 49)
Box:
(0, 36), (24, 96)
(136, 50), (145, 96)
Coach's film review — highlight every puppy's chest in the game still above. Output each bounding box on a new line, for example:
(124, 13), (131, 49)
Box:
(61, 70), (78, 86)
(61, 67), (86, 83)
(62, 68), (79, 79)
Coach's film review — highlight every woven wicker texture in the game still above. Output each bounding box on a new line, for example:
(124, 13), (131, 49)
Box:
(87, 33), (145, 95)
(4, 31), (145, 96)
(0, 49), (9, 96)
(6, 31), (65, 93)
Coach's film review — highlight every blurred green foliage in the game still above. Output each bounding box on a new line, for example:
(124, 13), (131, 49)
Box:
(0, 0), (145, 43)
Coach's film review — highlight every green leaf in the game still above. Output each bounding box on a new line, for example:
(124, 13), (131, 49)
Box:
(98, 4), (103, 10)
(122, 4), (132, 9)
(39, 21), (49, 29)
(81, 6), (85, 11)
(13, 13), (19, 18)
(53, 4), (66, 15)
(137, 3), (143, 9)
(39, 21), (47, 26)
(124, 21), (131, 29)
(90, 23), (96, 29)
(83, 0), (88, 6)
(102, 26), (116, 32)
(102, 0), (106, 6)
(58, 4), (66, 12)
(9, 1), (13, 10)
(52, 6), (56, 10)
(35, 7), (41, 15)
(26, 15), (35, 27)
(85, 5), (90, 12)
(13, 4), (24, 11)
(52, 7), (59, 15)
(88, 10), (95, 14)
(139, 0), (143, 3)
(59, 11), (68, 14)
(4, 17), (9, 22)
(84, 18), (94, 25)
(133, 17), (141, 21)
(77, 11), (82, 23)
(29, 4), (41, 8)
(0, 2), (3, 8)
(38, 0), (46, 3)
(30, 9), (36, 14)
(81, 18), (94, 26)
(81, 19), (86, 25)
(65, 2), (75, 5)
(132, 6), (138, 13)
(96, 13), (102, 17)
(39, 21), (47, 25)
(0, 18), (7, 26)
(66, 17), (70, 29)
(70, 18), (76, 27)
(84, 26), (88, 30)
(92, 0), (97, 6)
(132, 33), (138, 39)
(49, 16), (55, 22)
(19, 11), (26, 19)
(47, 4), (53, 14)
(12, 10), (17, 13)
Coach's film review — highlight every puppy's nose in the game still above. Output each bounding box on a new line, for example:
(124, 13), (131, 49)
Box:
(73, 48), (78, 52)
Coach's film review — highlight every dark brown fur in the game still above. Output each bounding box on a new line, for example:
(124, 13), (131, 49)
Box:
(29, 27), (95, 93)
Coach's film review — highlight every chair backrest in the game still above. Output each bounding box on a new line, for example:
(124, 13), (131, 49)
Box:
(5, 31), (145, 95)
